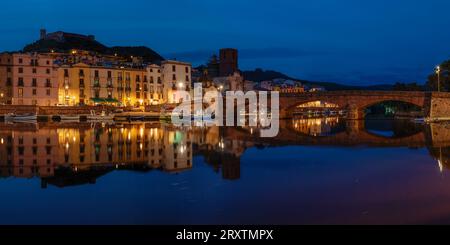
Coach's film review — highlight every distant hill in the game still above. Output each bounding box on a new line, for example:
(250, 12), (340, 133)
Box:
(23, 34), (164, 63)
(106, 46), (164, 63)
(243, 68), (394, 91)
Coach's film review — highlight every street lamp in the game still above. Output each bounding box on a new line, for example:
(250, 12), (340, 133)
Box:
(436, 65), (441, 92)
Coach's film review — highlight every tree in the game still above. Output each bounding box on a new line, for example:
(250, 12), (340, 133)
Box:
(426, 60), (450, 92)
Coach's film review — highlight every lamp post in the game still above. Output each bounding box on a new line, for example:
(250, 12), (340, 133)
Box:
(436, 65), (441, 92)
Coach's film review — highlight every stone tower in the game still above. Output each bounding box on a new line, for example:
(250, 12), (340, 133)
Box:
(219, 48), (238, 77)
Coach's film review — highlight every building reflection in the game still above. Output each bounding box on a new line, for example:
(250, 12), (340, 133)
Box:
(2, 118), (450, 187)
(0, 122), (246, 188)
(291, 117), (343, 136)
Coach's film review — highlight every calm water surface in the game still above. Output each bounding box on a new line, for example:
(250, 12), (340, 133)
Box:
(0, 118), (449, 225)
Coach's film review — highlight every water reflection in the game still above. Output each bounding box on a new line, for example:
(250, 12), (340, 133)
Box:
(0, 118), (450, 189)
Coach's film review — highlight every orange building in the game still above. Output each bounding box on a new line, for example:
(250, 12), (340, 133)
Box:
(0, 53), (59, 105)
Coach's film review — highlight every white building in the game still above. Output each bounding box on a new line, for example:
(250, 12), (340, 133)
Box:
(161, 60), (192, 104)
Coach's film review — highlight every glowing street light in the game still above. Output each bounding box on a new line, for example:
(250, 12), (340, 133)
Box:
(436, 65), (441, 92)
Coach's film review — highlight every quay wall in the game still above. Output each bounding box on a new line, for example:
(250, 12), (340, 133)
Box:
(0, 105), (123, 115)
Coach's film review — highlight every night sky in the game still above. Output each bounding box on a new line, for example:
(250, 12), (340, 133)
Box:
(1, 0), (449, 85)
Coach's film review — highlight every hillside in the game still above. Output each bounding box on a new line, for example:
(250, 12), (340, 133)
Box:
(23, 36), (164, 63)
(243, 68), (394, 91)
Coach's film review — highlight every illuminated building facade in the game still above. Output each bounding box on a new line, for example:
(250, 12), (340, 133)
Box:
(161, 60), (192, 104)
(0, 53), (59, 106)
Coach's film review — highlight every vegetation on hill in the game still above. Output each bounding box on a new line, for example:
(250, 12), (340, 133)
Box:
(23, 37), (164, 63)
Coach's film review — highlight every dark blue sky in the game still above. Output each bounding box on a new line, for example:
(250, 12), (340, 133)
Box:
(1, 0), (449, 85)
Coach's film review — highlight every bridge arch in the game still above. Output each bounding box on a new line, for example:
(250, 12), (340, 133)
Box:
(278, 91), (427, 120)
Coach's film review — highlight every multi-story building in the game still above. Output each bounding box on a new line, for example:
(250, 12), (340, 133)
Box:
(0, 52), (193, 107)
(57, 64), (151, 106)
(147, 64), (164, 105)
(0, 53), (59, 106)
(161, 60), (192, 104)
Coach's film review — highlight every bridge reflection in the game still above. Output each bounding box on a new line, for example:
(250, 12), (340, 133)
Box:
(0, 118), (449, 187)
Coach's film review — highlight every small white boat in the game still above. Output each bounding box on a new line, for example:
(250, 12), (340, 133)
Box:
(87, 110), (115, 121)
(5, 113), (37, 122)
(413, 118), (426, 123)
(60, 115), (80, 122)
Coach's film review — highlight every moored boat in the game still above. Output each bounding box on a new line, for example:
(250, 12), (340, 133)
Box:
(87, 110), (115, 121)
(5, 113), (38, 122)
(60, 115), (80, 122)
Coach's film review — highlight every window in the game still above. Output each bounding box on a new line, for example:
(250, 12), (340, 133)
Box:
(46, 60), (50, 65)
(18, 77), (24, 87)
(64, 69), (69, 77)
(18, 67), (23, 73)
(6, 78), (11, 86)
(32, 89), (36, 95)
(172, 74), (176, 81)
(107, 71), (112, 78)
(32, 68), (37, 74)
(95, 70), (99, 77)
(46, 79), (51, 87)
(150, 76), (154, 83)
(18, 58), (23, 64)
(79, 69), (84, 76)
(17, 146), (25, 156)
(172, 65), (176, 72)
(185, 67), (189, 73)
(46, 68), (50, 74)
(7, 67), (11, 72)
(18, 88), (23, 97)
(32, 78), (37, 87)
(46, 89), (51, 96)
(186, 75), (190, 82)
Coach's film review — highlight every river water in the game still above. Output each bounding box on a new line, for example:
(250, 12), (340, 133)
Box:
(0, 118), (449, 224)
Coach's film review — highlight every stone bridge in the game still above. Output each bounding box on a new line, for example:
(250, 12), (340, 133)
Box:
(277, 91), (450, 120)
(223, 120), (428, 148)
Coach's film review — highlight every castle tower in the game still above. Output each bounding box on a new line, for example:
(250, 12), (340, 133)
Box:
(219, 48), (238, 77)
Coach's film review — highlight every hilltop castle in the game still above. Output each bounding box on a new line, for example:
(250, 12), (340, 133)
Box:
(40, 29), (96, 42)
